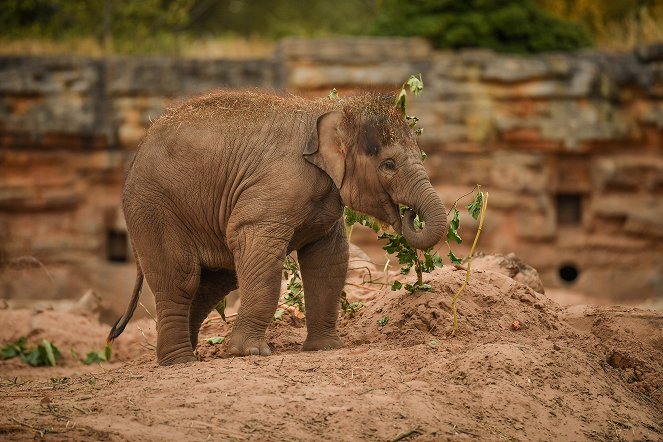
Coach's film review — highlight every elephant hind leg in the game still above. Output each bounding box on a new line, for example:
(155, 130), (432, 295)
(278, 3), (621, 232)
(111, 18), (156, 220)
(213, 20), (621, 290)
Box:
(189, 268), (238, 349)
(136, 231), (202, 366)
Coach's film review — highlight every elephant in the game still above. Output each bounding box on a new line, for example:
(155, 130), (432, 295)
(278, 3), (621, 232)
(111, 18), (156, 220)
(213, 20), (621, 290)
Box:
(107, 90), (447, 366)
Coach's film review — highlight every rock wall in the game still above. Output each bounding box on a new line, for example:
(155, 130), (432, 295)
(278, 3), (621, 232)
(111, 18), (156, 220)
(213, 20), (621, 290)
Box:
(1, 38), (662, 304)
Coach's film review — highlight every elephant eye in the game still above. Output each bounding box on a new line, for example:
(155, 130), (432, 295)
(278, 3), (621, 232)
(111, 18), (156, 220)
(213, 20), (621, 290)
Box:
(381, 159), (396, 171)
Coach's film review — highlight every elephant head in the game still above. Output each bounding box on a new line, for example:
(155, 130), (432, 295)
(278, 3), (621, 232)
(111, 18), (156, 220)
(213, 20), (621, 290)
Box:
(304, 94), (447, 250)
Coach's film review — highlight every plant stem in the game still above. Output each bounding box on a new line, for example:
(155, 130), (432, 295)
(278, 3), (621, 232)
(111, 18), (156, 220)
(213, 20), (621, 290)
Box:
(451, 191), (489, 336)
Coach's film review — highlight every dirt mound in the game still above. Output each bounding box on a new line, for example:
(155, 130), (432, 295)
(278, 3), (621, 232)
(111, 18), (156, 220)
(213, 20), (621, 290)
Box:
(1, 255), (661, 441)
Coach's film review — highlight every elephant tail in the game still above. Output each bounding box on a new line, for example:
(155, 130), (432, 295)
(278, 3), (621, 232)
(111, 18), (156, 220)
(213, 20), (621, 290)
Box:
(107, 255), (144, 344)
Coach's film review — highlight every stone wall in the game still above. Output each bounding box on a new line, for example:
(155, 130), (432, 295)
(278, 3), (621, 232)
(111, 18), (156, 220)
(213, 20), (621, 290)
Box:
(1, 38), (662, 306)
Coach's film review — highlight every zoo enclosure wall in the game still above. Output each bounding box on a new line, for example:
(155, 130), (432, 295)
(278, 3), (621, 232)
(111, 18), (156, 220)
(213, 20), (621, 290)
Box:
(1, 37), (662, 304)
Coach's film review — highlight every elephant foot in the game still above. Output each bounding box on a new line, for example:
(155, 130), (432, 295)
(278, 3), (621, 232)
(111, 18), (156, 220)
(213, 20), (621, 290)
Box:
(225, 331), (271, 356)
(157, 351), (198, 366)
(302, 335), (343, 352)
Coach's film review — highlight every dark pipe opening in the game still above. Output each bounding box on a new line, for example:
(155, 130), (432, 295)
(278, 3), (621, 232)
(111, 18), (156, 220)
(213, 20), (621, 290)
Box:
(558, 264), (579, 283)
(107, 229), (129, 263)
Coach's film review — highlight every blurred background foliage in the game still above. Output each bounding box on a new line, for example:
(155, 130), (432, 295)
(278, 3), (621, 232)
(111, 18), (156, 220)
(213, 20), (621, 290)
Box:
(371, 0), (591, 53)
(0, 0), (661, 57)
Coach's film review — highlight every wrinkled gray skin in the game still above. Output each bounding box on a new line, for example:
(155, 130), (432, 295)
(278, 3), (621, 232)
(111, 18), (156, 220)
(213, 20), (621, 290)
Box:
(108, 91), (447, 366)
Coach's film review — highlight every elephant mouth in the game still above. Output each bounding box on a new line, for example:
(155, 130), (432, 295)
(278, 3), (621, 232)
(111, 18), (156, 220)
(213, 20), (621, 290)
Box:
(388, 202), (402, 233)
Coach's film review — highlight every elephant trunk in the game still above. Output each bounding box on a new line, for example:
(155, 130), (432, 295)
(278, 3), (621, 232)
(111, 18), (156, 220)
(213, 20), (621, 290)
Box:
(400, 179), (447, 250)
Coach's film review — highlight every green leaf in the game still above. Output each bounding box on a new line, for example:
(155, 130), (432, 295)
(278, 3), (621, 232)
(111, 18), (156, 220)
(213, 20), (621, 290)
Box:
(406, 74), (424, 96)
(273, 309), (284, 321)
(1, 337), (27, 360)
(83, 351), (106, 365)
(377, 316), (390, 327)
(391, 280), (402, 291)
(395, 89), (407, 113)
(21, 340), (61, 367)
(215, 298), (227, 322)
(21, 348), (40, 366)
(448, 250), (463, 265)
(405, 282), (432, 294)
(327, 88), (338, 100)
(405, 114), (419, 129)
(415, 128), (424, 137)
(447, 208), (462, 244)
(344, 207), (380, 233)
(420, 149), (427, 160)
(206, 336), (225, 345)
(104, 344), (112, 362)
(413, 215), (424, 232)
(42, 340), (57, 367)
(422, 253), (433, 273)
(467, 191), (483, 220)
(283, 255), (305, 312)
(340, 291), (364, 318)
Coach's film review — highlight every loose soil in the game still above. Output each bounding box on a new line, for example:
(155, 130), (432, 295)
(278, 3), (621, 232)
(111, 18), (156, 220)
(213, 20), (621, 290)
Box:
(1, 256), (661, 441)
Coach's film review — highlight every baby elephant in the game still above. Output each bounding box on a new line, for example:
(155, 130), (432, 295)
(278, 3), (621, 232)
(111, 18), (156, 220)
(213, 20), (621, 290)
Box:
(108, 91), (447, 365)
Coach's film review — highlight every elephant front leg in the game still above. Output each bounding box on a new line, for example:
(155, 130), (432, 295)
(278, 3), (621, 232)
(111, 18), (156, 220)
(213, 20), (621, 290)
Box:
(299, 220), (349, 351)
(226, 228), (288, 356)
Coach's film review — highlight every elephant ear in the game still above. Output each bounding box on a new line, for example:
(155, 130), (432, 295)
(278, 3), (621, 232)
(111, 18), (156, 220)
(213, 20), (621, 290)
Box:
(303, 111), (346, 188)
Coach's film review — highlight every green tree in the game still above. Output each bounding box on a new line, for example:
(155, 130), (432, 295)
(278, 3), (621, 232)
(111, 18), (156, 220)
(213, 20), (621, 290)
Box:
(185, 0), (376, 38)
(372, 0), (591, 53)
(0, 0), (193, 53)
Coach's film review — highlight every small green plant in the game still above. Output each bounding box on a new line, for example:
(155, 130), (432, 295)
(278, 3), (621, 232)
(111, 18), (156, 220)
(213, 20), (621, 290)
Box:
(2, 337), (62, 367)
(206, 336), (225, 345)
(377, 316), (390, 327)
(282, 255), (305, 312)
(24, 340), (61, 367)
(1, 336), (27, 360)
(72, 345), (112, 365)
(340, 291), (365, 318)
(81, 345), (112, 365)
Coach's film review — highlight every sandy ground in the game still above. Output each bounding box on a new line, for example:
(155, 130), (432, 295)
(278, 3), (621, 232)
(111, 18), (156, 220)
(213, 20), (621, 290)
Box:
(0, 257), (661, 441)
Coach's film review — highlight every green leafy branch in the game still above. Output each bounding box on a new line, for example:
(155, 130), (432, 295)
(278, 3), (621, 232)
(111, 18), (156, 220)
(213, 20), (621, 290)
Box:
(379, 228), (442, 294)
(273, 254), (306, 320)
(395, 74), (424, 138)
(451, 189), (489, 336)
(282, 255), (305, 312)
